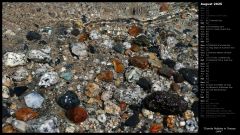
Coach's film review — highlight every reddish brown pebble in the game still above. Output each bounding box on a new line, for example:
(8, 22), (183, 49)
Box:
(15, 108), (38, 121)
(97, 71), (114, 82)
(160, 3), (169, 12)
(119, 101), (127, 111)
(112, 59), (125, 73)
(170, 82), (180, 92)
(150, 123), (162, 133)
(79, 33), (89, 42)
(66, 107), (88, 123)
(130, 44), (141, 52)
(2, 124), (15, 133)
(128, 25), (142, 37)
(129, 56), (149, 69)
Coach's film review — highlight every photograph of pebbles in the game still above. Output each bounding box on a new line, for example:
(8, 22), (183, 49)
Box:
(2, 2), (198, 133)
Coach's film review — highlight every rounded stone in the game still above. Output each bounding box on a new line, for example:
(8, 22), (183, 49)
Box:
(57, 91), (80, 110)
(66, 107), (88, 123)
(26, 31), (41, 41)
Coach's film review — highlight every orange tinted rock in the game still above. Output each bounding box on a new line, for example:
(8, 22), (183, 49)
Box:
(166, 115), (176, 129)
(130, 44), (141, 52)
(128, 25), (142, 37)
(150, 123), (163, 133)
(79, 33), (89, 42)
(15, 108), (38, 121)
(119, 101), (127, 111)
(66, 107), (88, 123)
(129, 56), (149, 69)
(2, 124), (15, 133)
(112, 59), (124, 73)
(97, 71), (114, 82)
(160, 3), (169, 12)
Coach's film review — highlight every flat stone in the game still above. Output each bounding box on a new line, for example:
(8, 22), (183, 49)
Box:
(60, 71), (73, 81)
(113, 43), (125, 54)
(3, 52), (27, 67)
(132, 35), (151, 47)
(142, 91), (188, 115)
(26, 31), (41, 41)
(28, 50), (51, 63)
(97, 70), (113, 82)
(129, 56), (149, 69)
(15, 108), (38, 121)
(24, 92), (44, 109)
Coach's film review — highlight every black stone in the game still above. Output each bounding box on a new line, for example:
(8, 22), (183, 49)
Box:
(54, 58), (61, 65)
(59, 27), (68, 35)
(183, 29), (192, 34)
(23, 44), (29, 50)
(192, 85), (198, 95)
(71, 29), (80, 36)
(81, 15), (88, 23)
(148, 46), (161, 57)
(141, 91), (188, 115)
(191, 101), (198, 116)
(179, 68), (198, 85)
(124, 114), (140, 127)
(129, 104), (141, 113)
(163, 59), (176, 69)
(57, 91), (80, 110)
(113, 43), (124, 54)
(132, 35), (152, 47)
(136, 77), (152, 92)
(173, 73), (185, 83)
(10, 86), (28, 97)
(39, 40), (47, 45)
(2, 106), (10, 118)
(175, 42), (187, 48)
(88, 45), (96, 53)
(158, 65), (174, 78)
(26, 31), (41, 41)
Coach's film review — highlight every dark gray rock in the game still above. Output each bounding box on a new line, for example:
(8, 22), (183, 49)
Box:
(57, 91), (80, 110)
(141, 91), (188, 115)
(179, 68), (198, 85)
